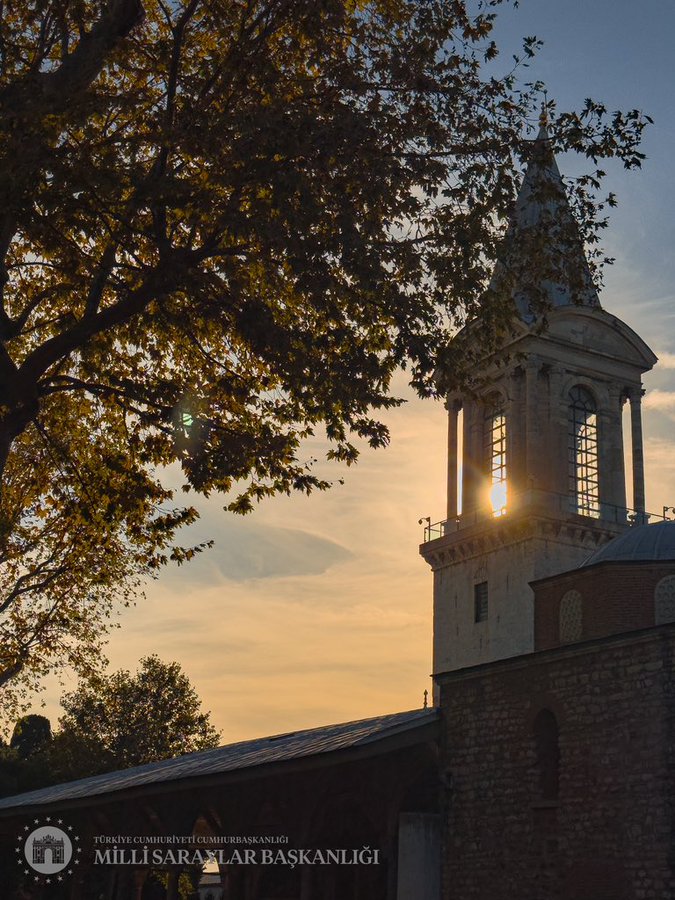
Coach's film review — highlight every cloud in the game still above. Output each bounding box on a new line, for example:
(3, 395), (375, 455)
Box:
(653, 351), (675, 369)
(643, 389), (675, 410)
(28, 381), (446, 742)
(165, 522), (352, 585)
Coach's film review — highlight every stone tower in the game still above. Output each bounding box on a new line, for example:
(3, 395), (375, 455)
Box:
(420, 130), (657, 680)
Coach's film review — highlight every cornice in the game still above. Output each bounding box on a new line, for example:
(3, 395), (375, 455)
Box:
(419, 512), (623, 571)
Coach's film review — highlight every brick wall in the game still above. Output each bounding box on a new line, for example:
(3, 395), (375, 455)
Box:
(534, 563), (675, 650)
(438, 626), (675, 900)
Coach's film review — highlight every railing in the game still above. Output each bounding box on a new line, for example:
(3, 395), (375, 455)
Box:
(420, 489), (669, 544)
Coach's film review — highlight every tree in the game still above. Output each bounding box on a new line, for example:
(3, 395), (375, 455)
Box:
(0, 0), (649, 706)
(50, 655), (220, 778)
(9, 713), (52, 758)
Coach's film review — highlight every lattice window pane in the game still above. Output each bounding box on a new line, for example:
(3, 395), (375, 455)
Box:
(484, 408), (507, 517)
(568, 386), (600, 518)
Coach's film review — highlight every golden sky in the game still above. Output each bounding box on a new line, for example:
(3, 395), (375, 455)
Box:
(30, 0), (675, 744)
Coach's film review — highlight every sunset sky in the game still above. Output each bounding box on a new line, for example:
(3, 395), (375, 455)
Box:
(36, 0), (675, 743)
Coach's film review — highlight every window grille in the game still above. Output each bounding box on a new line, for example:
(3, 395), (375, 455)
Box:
(484, 407), (507, 516)
(568, 386), (599, 517)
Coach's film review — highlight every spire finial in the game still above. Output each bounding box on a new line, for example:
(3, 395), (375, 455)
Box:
(423, 689), (428, 709)
(539, 91), (549, 129)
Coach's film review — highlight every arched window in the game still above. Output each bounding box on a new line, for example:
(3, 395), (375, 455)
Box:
(655, 575), (675, 625)
(484, 403), (507, 517)
(533, 709), (560, 801)
(568, 386), (599, 517)
(559, 590), (583, 644)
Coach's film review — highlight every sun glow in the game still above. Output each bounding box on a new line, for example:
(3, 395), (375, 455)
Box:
(487, 411), (507, 517)
(490, 480), (508, 517)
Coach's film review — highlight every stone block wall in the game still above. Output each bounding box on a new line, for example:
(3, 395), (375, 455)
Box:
(438, 626), (675, 900)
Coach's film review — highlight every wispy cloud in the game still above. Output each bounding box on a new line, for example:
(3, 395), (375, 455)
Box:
(32, 378), (446, 742)
(643, 389), (675, 410)
(653, 351), (675, 369)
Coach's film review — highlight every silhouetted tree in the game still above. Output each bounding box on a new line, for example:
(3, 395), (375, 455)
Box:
(0, 0), (649, 709)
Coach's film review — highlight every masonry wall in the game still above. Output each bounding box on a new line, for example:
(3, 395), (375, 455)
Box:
(534, 563), (675, 649)
(431, 523), (621, 675)
(439, 626), (675, 900)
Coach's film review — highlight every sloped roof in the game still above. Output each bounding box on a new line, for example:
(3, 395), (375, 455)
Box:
(0, 708), (438, 813)
(581, 521), (675, 568)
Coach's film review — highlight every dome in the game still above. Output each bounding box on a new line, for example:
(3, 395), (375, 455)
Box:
(580, 521), (675, 568)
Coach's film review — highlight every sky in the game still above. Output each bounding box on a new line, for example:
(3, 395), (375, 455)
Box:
(34, 0), (675, 744)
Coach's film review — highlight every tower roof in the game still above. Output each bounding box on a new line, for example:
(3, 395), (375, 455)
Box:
(495, 125), (601, 322)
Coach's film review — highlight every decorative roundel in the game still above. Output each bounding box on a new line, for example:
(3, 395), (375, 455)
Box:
(655, 575), (675, 625)
(559, 590), (583, 644)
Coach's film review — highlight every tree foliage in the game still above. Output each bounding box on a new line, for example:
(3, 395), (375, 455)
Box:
(0, 0), (649, 705)
(0, 658), (218, 806)
(54, 654), (220, 772)
(9, 713), (52, 758)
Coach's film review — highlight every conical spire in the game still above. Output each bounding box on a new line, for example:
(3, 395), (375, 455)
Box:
(494, 124), (600, 322)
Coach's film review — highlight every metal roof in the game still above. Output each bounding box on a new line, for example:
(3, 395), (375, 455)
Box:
(0, 708), (438, 813)
(581, 521), (675, 568)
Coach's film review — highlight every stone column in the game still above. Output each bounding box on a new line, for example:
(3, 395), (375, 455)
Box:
(446, 397), (462, 520)
(506, 367), (525, 504)
(601, 385), (627, 522)
(547, 364), (567, 513)
(525, 358), (542, 492)
(630, 388), (647, 522)
(133, 870), (147, 900)
(166, 870), (180, 900)
(461, 398), (479, 515)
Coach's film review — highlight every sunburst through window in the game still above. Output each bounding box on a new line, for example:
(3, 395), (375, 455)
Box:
(485, 407), (507, 517)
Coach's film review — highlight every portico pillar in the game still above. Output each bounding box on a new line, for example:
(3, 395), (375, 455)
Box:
(547, 364), (566, 509)
(525, 358), (542, 491)
(133, 869), (147, 900)
(601, 385), (627, 522)
(461, 398), (481, 515)
(166, 870), (180, 900)
(630, 388), (647, 522)
(446, 397), (461, 520)
(506, 367), (526, 503)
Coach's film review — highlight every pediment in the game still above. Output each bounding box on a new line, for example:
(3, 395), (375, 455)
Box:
(541, 307), (657, 371)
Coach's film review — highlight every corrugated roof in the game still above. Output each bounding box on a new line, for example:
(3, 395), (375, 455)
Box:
(0, 708), (437, 812)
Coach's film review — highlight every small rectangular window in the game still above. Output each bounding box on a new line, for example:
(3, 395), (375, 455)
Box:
(474, 582), (488, 623)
